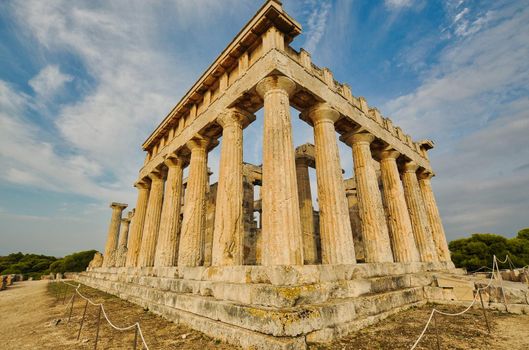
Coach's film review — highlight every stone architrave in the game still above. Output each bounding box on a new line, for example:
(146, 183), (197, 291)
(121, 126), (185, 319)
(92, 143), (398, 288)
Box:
(154, 156), (184, 267)
(256, 75), (304, 266)
(178, 137), (210, 267)
(418, 171), (451, 262)
(401, 161), (438, 262)
(308, 103), (356, 265)
(212, 109), (253, 266)
(102, 202), (127, 267)
(295, 155), (317, 264)
(343, 132), (394, 263)
(379, 150), (420, 262)
(126, 181), (150, 267)
(138, 171), (165, 267)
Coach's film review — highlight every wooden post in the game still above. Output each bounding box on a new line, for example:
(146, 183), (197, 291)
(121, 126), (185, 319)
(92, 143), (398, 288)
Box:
(94, 305), (102, 350)
(478, 289), (491, 333)
(133, 325), (139, 350)
(433, 312), (441, 350)
(77, 299), (89, 340)
(67, 293), (76, 324)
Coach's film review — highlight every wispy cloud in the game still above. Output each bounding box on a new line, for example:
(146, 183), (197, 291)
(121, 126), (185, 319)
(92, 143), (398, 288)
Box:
(302, 0), (332, 53)
(384, 0), (413, 10)
(28, 64), (73, 100)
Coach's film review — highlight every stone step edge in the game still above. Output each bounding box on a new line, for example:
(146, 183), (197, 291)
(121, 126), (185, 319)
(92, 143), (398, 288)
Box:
(79, 275), (424, 337)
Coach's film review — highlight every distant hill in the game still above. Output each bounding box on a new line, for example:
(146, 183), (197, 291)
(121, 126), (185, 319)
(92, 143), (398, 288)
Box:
(0, 250), (97, 279)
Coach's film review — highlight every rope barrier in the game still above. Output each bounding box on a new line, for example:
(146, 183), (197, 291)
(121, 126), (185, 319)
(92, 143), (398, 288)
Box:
(55, 280), (150, 350)
(409, 255), (511, 350)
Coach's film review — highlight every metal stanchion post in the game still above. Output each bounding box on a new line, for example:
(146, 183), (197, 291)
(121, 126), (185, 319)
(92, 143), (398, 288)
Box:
(94, 305), (102, 350)
(77, 299), (89, 340)
(478, 289), (491, 333)
(433, 312), (441, 350)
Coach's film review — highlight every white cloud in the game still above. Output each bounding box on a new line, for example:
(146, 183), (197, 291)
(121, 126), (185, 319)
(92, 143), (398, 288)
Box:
(28, 65), (73, 99)
(302, 0), (332, 53)
(384, 2), (529, 238)
(385, 0), (413, 10)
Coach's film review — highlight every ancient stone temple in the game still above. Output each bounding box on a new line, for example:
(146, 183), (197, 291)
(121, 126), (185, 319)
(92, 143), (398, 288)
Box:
(80, 1), (458, 348)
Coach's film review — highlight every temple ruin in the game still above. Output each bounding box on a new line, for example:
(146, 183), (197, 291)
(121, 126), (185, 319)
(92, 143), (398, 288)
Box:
(80, 1), (460, 348)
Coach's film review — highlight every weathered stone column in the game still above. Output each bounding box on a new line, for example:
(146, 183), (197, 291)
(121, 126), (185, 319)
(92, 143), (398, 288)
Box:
(212, 109), (252, 266)
(126, 182), (150, 267)
(256, 75), (303, 266)
(343, 132), (394, 263)
(344, 179), (365, 261)
(115, 213), (132, 267)
(178, 137), (210, 267)
(154, 156), (184, 267)
(138, 171), (165, 267)
(379, 150), (420, 262)
(418, 171), (451, 262)
(401, 161), (438, 262)
(308, 103), (356, 265)
(103, 202), (127, 267)
(295, 155), (317, 264)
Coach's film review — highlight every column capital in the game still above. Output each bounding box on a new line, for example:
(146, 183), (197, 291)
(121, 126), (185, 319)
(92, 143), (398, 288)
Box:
(342, 131), (375, 146)
(120, 217), (131, 224)
(148, 170), (164, 182)
(186, 136), (210, 151)
(256, 75), (296, 98)
(418, 169), (435, 180)
(134, 179), (150, 190)
(164, 155), (184, 168)
(380, 149), (400, 160)
(217, 108), (255, 129)
(110, 202), (128, 210)
(402, 161), (419, 173)
(307, 103), (340, 124)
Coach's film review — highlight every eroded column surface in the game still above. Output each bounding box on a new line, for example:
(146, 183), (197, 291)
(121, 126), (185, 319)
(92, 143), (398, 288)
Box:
(256, 75), (303, 266)
(418, 171), (451, 262)
(103, 202), (127, 267)
(309, 103), (356, 265)
(344, 132), (394, 263)
(154, 156), (184, 267)
(126, 182), (150, 267)
(115, 213), (132, 267)
(401, 161), (438, 262)
(295, 155), (317, 264)
(379, 150), (420, 262)
(138, 171), (165, 267)
(212, 110), (252, 266)
(178, 137), (209, 267)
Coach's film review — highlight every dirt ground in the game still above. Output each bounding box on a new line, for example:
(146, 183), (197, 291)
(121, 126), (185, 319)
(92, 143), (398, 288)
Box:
(1, 280), (529, 350)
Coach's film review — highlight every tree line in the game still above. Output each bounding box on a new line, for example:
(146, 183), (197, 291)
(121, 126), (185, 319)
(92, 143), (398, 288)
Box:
(0, 250), (96, 279)
(449, 228), (529, 271)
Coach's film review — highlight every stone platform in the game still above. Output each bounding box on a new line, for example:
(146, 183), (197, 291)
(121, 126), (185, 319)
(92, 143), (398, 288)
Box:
(79, 262), (460, 349)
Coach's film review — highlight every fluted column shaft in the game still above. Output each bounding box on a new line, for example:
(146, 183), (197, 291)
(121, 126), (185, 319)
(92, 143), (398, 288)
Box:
(118, 218), (131, 248)
(125, 183), (150, 267)
(309, 104), (356, 264)
(345, 133), (394, 263)
(154, 157), (184, 267)
(418, 172), (451, 262)
(295, 157), (317, 264)
(103, 202), (127, 267)
(178, 138), (209, 267)
(138, 172), (165, 267)
(212, 110), (247, 266)
(379, 150), (420, 262)
(401, 162), (438, 262)
(256, 75), (303, 266)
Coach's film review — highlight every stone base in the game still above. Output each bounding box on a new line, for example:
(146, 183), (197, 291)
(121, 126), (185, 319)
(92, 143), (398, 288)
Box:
(79, 262), (460, 349)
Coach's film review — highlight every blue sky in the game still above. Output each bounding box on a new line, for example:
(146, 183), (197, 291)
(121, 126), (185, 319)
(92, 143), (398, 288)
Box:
(0, 0), (528, 257)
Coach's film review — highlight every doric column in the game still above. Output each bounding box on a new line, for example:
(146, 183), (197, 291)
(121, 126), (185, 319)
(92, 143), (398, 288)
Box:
(295, 155), (317, 264)
(114, 213), (132, 267)
(102, 202), (127, 267)
(308, 103), (355, 265)
(138, 171), (165, 267)
(379, 150), (420, 262)
(126, 182), (150, 267)
(344, 179), (365, 261)
(401, 161), (438, 262)
(178, 137), (209, 267)
(212, 109), (252, 266)
(256, 75), (303, 266)
(418, 171), (451, 262)
(154, 156), (184, 267)
(343, 132), (394, 263)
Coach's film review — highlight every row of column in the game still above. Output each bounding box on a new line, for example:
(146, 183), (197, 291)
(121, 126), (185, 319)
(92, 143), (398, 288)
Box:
(104, 74), (450, 268)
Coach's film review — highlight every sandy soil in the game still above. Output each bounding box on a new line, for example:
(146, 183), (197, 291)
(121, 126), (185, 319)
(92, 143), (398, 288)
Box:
(1, 280), (529, 349)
